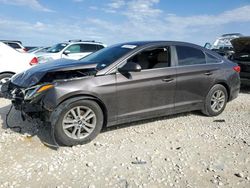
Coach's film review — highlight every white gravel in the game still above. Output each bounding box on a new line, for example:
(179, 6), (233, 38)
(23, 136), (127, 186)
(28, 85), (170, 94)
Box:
(0, 89), (249, 188)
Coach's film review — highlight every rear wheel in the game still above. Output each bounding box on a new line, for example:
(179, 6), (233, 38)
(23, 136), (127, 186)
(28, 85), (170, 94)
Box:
(53, 99), (104, 146)
(202, 84), (228, 116)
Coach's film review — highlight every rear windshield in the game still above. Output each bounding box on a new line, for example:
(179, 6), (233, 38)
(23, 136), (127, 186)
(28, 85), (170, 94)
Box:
(7, 42), (21, 49)
(28, 47), (40, 53)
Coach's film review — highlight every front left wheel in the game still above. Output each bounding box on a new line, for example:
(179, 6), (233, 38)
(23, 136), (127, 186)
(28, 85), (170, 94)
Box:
(53, 99), (104, 146)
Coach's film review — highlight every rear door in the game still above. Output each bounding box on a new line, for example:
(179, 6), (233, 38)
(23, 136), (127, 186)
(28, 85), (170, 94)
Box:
(79, 44), (99, 58)
(174, 45), (221, 112)
(116, 45), (176, 123)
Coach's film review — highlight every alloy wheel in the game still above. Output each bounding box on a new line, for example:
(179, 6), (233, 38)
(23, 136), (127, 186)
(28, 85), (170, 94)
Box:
(210, 90), (226, 112)
(62, 106), (97, 139)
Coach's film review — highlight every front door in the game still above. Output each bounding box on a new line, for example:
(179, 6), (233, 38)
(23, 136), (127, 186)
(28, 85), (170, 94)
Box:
(62, 44), (92, 60)
(116, 45), (176, 123)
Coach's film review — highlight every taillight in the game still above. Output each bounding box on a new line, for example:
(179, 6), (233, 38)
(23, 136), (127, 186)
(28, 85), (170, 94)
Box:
(233, 65), (241, 73)
(29, 57), (38, 66)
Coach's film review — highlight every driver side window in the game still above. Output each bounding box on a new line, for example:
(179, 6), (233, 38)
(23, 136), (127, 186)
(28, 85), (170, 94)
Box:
(127, 46), (171, 70)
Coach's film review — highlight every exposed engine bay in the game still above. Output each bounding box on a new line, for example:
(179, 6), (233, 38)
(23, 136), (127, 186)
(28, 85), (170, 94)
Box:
(1, 67), (97, 121)
(39, 69), (96, 83)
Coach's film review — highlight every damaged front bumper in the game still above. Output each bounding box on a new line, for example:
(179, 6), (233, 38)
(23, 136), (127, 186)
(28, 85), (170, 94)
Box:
(1, 81), (54, 121)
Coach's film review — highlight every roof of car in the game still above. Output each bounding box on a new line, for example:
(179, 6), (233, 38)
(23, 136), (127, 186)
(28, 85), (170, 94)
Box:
(0, 40), (22, 44)
(66, 40), (105, 45)
(114, 41), (202, 48)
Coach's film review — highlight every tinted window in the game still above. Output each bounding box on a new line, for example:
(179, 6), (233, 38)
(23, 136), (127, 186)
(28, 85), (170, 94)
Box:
(176, 46), (206, 66)
(81, 44), (97, 52)
(206, 53), (222, 64)
(7, 42), (21, 49)
(96, 45), (104, 50)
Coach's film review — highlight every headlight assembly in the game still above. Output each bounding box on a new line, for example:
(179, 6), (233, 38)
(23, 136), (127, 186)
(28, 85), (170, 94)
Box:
(24, 84), (54, 100)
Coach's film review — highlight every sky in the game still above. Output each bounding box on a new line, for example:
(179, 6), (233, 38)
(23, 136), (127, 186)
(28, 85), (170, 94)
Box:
(0, 0), (250, 46)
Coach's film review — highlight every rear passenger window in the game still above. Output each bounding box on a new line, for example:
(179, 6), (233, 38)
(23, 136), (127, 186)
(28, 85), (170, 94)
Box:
(81, 44), (97, 52)
(176, 46), (206, 66)
(206, 53), (222, 64)
(96, 45), (104, 50)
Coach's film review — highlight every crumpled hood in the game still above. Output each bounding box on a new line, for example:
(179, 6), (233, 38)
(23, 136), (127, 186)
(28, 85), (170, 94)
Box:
(11, 58), (97, 88)
(231, 37), (250, 58)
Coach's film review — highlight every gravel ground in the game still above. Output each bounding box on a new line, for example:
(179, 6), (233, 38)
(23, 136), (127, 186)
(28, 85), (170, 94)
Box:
(0, 88), (249, 188)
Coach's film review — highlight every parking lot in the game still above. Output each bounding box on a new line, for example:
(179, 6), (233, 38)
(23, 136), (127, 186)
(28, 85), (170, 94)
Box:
(0, 87), (249, 187)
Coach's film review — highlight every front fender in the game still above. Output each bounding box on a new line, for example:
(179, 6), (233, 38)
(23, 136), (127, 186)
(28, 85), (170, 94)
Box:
(49, 95), (105, 124)
(42, 87), (103, 111)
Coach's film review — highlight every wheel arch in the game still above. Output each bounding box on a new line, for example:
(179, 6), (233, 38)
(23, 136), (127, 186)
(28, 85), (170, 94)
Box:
(213, 81), (230, 101)
(56, 94), (108, 128)
(0, 71), (15, 75)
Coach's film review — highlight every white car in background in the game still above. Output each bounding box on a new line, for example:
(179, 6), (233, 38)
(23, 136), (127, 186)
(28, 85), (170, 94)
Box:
(37, 40), (106, 63)
(0, 42), (38, 91)
(0, 40), (27, 53)
(28, 46), (50, 54)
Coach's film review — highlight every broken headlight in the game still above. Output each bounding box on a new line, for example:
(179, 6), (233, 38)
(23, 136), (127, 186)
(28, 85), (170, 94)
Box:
(24, 84), (54, 100)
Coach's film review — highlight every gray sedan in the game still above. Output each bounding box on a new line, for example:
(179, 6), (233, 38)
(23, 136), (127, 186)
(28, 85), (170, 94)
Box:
(1, 41), (241, 146)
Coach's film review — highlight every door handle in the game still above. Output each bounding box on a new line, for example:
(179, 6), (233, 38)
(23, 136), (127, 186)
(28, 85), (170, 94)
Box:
(204, 72), (213, 76)
(162, 77), (174, 82)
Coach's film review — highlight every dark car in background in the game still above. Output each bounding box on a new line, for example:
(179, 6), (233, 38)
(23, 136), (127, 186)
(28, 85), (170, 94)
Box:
(231, 37), (250, 84)
(1, 41), (240, 146)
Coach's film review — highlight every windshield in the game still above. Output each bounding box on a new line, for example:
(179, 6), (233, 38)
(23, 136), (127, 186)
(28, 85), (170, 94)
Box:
(47, 43), (68, 53)
(80, 44), (137, 70)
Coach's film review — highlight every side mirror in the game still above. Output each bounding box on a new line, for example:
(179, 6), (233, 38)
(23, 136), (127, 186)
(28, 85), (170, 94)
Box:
(118, 62), (142, 73)
(204, 42), (212, 49)
(63, 50), (71, 55)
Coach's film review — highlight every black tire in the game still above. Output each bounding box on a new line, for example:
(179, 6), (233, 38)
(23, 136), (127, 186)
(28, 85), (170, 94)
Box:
(202, 84), (228, 116)
(0, 73), (14, 85)
(53, 99), (104, 146)
(0, 73), (14, 97)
